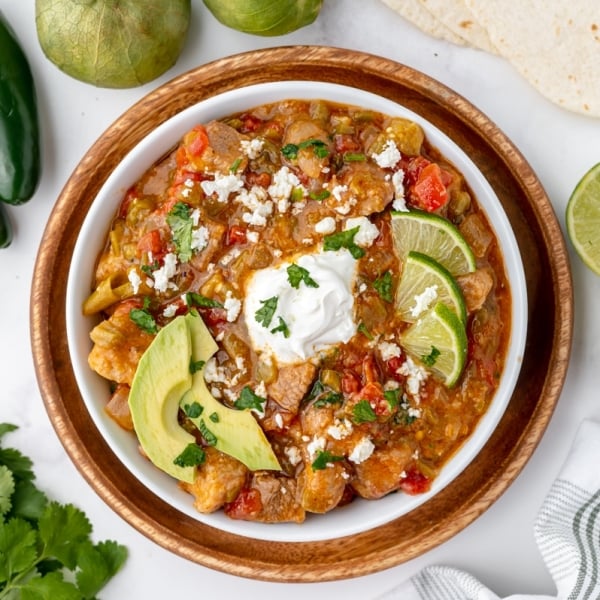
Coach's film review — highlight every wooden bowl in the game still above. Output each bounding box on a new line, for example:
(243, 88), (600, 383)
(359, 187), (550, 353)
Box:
(30, 47), (572, 582)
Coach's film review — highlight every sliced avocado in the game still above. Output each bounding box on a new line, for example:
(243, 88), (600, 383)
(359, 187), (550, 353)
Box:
(182, 312), (281, 472)
(128, 315), (197, 483)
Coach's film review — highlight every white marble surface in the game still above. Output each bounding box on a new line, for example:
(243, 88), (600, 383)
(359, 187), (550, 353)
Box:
(2, 1), (600, 598)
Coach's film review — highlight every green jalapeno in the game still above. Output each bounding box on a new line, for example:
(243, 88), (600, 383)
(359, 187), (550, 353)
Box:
(0, 12), (41, 205)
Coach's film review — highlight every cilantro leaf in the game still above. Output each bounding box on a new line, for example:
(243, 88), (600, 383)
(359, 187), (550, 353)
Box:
(373, 270), (394, 303)
(173, 443), (206, 468)
(383, 388), (402, 410)
(182, 402), (203, 419)
(0, 465), (15, 517)
(186, 292), (223, 309)
(19, 570), (81, 599)
(198, 420), (218, 446)
(422, 346), (441, 367)
(287, 264), (319, 289)
(352, 400), (377, 424)
(311, 450), (344, 471)
(10, 479), (48, 521)
(270, 316), (290, 338)
(75, 539), (128, 600)
(167, 202), (194, 263)
(0, 517), (38, 583)
(255, 296), (278, 328)
(234, 386), (267, 413)
(189, 359), (206, 374)
(323, 227), (365, 259)
(129, 298), (158, 335)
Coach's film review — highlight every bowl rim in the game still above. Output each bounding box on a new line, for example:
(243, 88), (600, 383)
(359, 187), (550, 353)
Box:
(30, 46), (573, 582)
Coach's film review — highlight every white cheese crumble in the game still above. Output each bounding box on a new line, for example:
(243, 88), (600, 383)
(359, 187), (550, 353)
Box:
(236, 186), (273, 227)
(349, 437), (375, 464)
(327, 418), (354, 441)
(410, 285), (438, 318)
(223, 291), (242, 323)
(240, 138), (264, 159)
(344, 216), (380, 247)
(246, 230), (259, 243)
(371, 140), (401, 169)
(378, 341), (402, 362)
(191, 225), (209, 252)
(314, 216), (337, 235)
(162, 304), (178, 318)
(128, 268), (142, 294)
(152, 253), (178, 293)
(398, 356), (429, 397)
(306, 436), (326, 460)
(391, 169), (408, 212)
(203, 358), (228, 384)
(200, 172), (244, 203)
(268, 166), (303, 213)
(285, 445), (302, 466)
(330, 184), (348, 202)
(274, 413), (284, 429)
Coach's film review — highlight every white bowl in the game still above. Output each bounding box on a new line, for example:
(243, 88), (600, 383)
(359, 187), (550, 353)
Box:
(66, 80), (527, 543)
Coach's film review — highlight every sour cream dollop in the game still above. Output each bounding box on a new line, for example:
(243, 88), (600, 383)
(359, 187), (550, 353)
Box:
(243, 249), (358, 364)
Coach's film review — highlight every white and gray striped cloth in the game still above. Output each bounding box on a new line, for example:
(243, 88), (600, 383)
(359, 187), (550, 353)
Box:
(379, 419), (600, 600)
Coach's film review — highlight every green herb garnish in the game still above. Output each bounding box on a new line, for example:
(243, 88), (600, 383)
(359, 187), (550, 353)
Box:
(352, 400), (377, 424)
(186, 292), (223, 309)
(182, 401), (203, 418)
(343, 152), (366, 162)
(357, 321), (374, 340)
(198, 420), (217, 446)
(287, 264), (319, 289)
(383, 388), (402, 410)
(129, 296), (158, 334)
(209, 412), (220, 423)
(0, 423), (128, 598)
(230, 157), (243, 173)
(173, 443), (206, 468)
(234, 386), (267, 413)
(422, 346), (441, 367)
(311, 450), (344, 471)
(373, 270), (394, 303)
(189, 359), (206, 374)
(309, 189), (331, 201)
(166, 201), (194, 263)
(270, 316), (291, 338)
(323, 226), (365, 259)
(255, 296), (278, 328)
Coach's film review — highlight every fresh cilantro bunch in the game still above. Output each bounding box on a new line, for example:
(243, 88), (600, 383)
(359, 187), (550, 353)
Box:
(0, 423), (127, 599)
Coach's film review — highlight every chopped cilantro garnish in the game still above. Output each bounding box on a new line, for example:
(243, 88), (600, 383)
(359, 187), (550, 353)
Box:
(311, 450), (344, 471)
(287, 264), (319, 289)
(186, 292), (223, 309)
(270, 316), (291, 338)
(313, 391), (343, 408)
(422, 346), (441, 367)
(373, 270), (394, 303)
(230, 157), (243, 173)
(234, 386), (267, 413)
(255, 296), (278, 328)
(209, 412), (220, 423)
(281, 139), (329, 160)
(323, 226), (365, 259)
(383, 388), (402, 410)
(189, 359), (206, 374)
(129, 297), (158, 334)
(198, 420), (217, 446)
(173, 443), (206, 467)
(281, 144), (299, 160)
(167, 201), (194, 263)
(343, 152), (366, 162)
(182, 401), (203, 418)
(141, 260), (159, 275)
(357, 321), (374, 340)
(352, 400), (377, 424)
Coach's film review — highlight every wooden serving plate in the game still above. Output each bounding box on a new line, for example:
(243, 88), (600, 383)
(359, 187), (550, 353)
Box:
(30, 47), (572, 582)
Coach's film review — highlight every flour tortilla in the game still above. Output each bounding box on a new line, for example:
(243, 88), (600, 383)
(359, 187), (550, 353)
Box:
(381, 0), (467, 46)
(466, 0), (600, 117)
(418, 0), (496, 53)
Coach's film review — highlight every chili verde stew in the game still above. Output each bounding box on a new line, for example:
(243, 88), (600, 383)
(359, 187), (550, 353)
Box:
(84, 98), (511, 524)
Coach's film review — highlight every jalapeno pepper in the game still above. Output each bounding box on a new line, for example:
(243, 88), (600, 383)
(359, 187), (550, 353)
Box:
(0, 203), (12, 248)
(0, 12), (41, 206)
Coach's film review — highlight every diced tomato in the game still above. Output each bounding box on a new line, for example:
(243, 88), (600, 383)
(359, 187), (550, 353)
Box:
(334, 134), (361, 154)
(118, 186), (138, 219)
(226, 224), (247, 245)
(399, 468), (431, 495)
(386, 356), (405, 381)
(200, 307), (228, 330)
(224, 488), (263, 520)
(403, 156), (430, 187)
(239, 114), (263, 133)
(136, 229), (164, 259)
(246, 171), (272, 188)
(183, 125), (209, 158)
(410, 163), (449, 212)
(358, 381), (390, 417)
(341, 370), (361, 395)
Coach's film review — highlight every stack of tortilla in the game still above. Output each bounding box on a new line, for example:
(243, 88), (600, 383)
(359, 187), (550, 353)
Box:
(382, 0), (600, 118)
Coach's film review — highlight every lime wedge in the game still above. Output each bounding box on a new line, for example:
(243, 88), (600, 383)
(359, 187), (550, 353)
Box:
(566, 162), (600, 275)
(390, 211), (476, 276)
(400, 302), (468, 387)
(396, 251), (467, 324)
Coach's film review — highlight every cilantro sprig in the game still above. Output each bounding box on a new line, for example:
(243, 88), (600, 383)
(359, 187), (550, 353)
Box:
(281, 139), (329, 160)
(323, 227), (365, 259)
(129, 296), (158, 334)
(287, 264), (319, 289)
(255, 296), (278, 328)
(0, 423), (127, 599)
(167, 202), (194, 263)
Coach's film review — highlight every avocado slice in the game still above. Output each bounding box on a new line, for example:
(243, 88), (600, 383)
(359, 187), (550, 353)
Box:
(128, 315), (197, 483)
(182, 312), (281, 472)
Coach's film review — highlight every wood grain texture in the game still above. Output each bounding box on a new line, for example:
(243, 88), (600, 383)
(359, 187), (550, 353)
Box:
(29, 47), (572, 582)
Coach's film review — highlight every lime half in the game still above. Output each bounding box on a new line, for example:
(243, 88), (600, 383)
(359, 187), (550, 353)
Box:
(400, 302), (468, 387)
(391, 210), (476, 276)
(566, 162), (600, 275)
(396, 251), (467, 324)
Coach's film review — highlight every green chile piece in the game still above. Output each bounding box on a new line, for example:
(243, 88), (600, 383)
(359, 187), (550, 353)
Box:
(0, 12), (41, 205)
(35, 0), (191, 88)
(203, 0), (322, 36)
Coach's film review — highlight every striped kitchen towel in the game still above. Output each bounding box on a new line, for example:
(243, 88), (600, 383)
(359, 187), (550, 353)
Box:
(378, 419), (600, 600)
